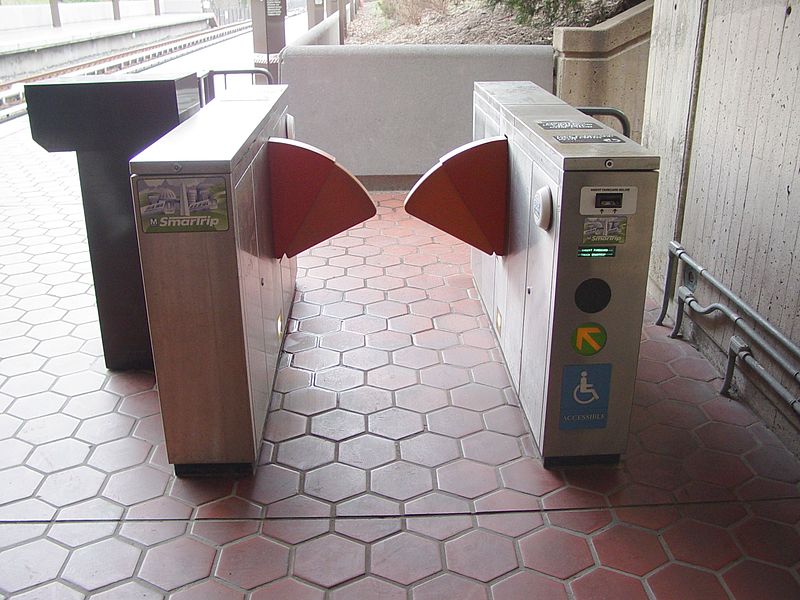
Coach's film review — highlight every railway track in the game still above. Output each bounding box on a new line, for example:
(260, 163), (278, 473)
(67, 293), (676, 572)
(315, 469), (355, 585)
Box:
(0, 20), (252, 122)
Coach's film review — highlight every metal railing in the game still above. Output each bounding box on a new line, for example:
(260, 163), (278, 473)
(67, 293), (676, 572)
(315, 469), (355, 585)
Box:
(657, 240), (800, 416)
(577, 107), (632, 138)
(198, 68), (274, 105)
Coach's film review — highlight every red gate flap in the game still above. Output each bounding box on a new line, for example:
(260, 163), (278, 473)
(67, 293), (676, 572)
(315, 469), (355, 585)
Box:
(269, 138), (376, 258)
(404, 137), (508, 256)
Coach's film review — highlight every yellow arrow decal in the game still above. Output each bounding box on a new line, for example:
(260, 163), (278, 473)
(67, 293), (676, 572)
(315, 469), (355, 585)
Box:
(576, 326), (602, 351)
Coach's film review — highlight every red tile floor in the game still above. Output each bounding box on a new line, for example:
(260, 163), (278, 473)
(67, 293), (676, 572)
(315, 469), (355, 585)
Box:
(2, 119), (800, 598)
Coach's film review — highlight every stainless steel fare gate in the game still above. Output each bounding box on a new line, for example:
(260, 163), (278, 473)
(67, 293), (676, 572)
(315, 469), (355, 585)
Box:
(130, 86), (374, 476)
(406, 81), (659, 466)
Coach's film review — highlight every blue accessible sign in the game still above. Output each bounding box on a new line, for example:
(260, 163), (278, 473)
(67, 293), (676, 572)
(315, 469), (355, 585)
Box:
(560, 364), (611, 429)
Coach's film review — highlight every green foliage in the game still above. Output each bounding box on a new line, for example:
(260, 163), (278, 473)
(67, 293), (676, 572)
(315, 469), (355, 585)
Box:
(485, 0), (579, 24)
(378, 0), (397, 20)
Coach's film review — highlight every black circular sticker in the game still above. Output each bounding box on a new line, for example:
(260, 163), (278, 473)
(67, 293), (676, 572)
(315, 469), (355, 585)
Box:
(574, 278), (611, 313)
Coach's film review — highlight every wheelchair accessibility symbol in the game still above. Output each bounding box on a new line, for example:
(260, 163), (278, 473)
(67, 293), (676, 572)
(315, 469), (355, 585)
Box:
(573, 371), (600, 404)
(560, 364), (611, 429)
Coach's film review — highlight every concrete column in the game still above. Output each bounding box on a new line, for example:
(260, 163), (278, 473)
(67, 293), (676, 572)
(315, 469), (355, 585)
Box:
(251, 0), (286, 81)
(49, 0), (61, 27)
(307, 0), (324, 28)
(337, 0), (345, 43)
(112, 0), (121, 20)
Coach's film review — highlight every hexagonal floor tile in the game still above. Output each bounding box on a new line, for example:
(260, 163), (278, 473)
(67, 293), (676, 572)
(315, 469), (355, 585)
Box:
(647, 564), (729, 600)
(293, 534), (366, 587)
(61, 538), (140, 591)
(315, 366), (364, 392)
(571, 568), (648, 600)
(371, 461), (433, 501)
(335, 494), (402, 543)
(592, 524), (668, 576)
(437, 460), (499, 499)
(338, 386), (393, 414)
(662, 518), (740, 570)
(138, 537), (216, 592)
(304, 463), (366, 502)
(492, 571), (567, 600)
(102, 465), (169, 506)
(499, 458), (564, 496)
(400, 432), (460, 467)
(451, 383), (506, 411)
(263, 494), (330, 544)
(461, 431), (521, 465)
(0, 539), (69, 594)
(330, 577), (404, 600)
(445, 530), (518, 582)
(369, 407), (424, 440)
(420, 364), (470, 390)
(264, 410), (307, 443)
(395, 385), (449, 413)
(38, 465), (105, 507)
(292, 348), (340, 371)
(406, 493), (473, 541)
(311, 409), (365, 441)
(215, 536), (290, 589)
(427, 407), (484, 438)
(237, 464), (300, 506)
(371, 532), (442, 585)
(276, 436), (335, 470)
(339, 434), (396, 469)
(519, 528), (594, 579)
(342, 347), (390, 371)
(283, 387), (337, 415)
(367, 364), (418, 391)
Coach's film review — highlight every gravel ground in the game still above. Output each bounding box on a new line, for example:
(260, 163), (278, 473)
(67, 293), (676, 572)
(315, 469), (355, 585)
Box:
(346, 0), (640, 45)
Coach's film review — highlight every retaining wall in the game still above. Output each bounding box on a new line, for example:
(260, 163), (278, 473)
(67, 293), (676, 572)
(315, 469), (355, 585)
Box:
(553, 0), (653, 142)
(279, 44), (553, 183)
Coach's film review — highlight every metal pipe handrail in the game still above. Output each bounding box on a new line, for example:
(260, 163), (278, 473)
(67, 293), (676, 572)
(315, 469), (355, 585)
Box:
(198, 68), (274, 106)
(675, 287), (800, 384)
(577, 107), (632, 138)
(657, 241), (800, 416)
(657, 241), (800, 362)
(206, 68), (274, 84)
(726, 336), (800, 416)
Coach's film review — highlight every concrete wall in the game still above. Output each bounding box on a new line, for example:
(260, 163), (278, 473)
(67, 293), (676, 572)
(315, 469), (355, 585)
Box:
(120, 1), (157, 18)
(163, 0), (204, 14)
(288, 12), (341, 46)
(644, 0), (800, 451)
(0, 1), (202, 31)
(554, 0), (653, 142)
(0, 6), (52, 31)
(279, 45), (554, 181)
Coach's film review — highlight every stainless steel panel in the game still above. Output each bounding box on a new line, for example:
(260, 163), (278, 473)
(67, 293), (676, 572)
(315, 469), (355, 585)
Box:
(130, 86), (288, 176)
(474, 81), (564, 110)
(234, 165), (267, 458)
(540, 169), (658, 457)
(475, 82), (660, 173)
(519, 164), (559, 444)
(497, 141), (534, 390)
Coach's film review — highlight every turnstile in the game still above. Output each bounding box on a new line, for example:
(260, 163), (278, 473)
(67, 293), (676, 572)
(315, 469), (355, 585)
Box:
(130, 86), (374, 475)
(407, 81), (659, 465)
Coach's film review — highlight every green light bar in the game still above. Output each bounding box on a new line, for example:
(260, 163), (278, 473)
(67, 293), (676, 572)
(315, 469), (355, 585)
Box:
(578, 246), (616, 258)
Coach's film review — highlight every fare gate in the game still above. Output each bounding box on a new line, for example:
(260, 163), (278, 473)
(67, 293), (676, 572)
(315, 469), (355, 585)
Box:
(130, 86), (374, 475)
(407, 81), (659, 465)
